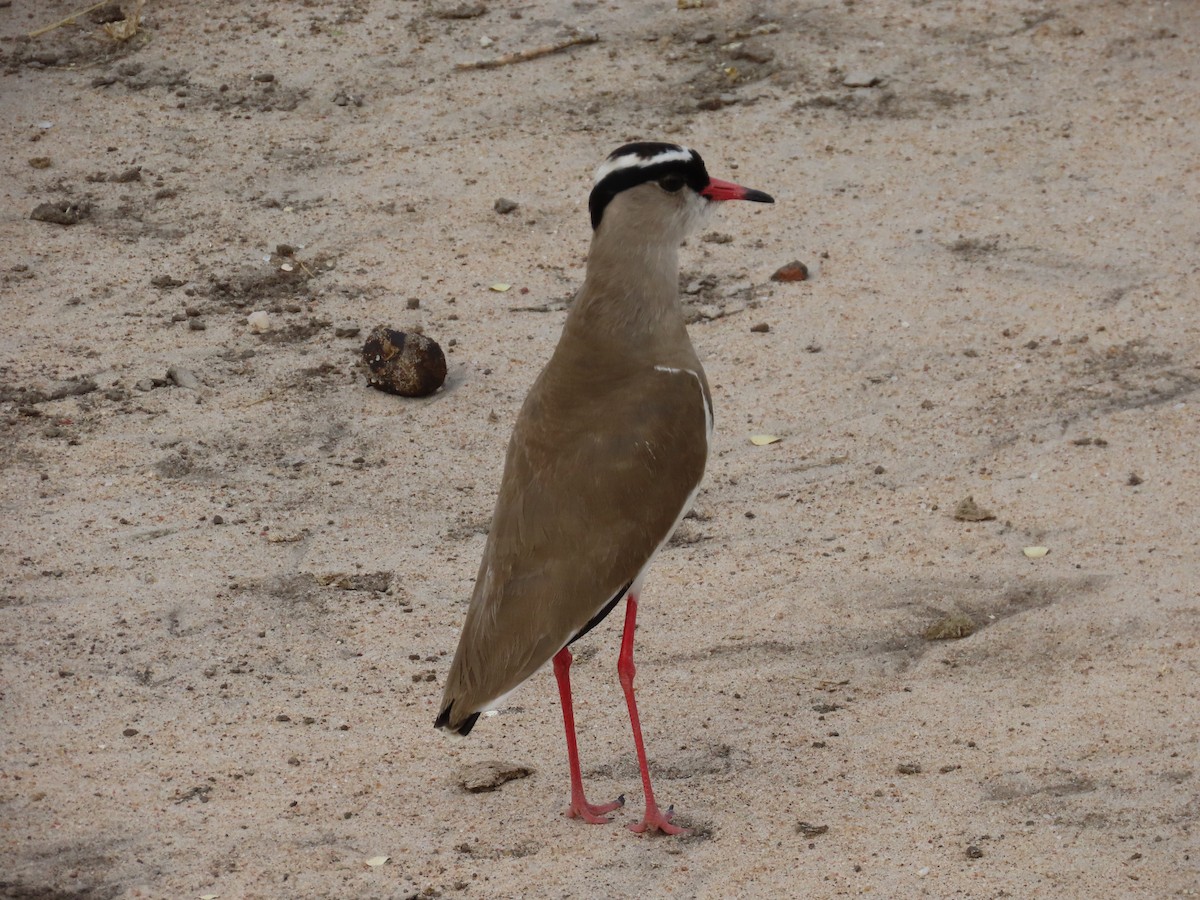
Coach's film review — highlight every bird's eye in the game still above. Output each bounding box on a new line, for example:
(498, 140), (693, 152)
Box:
(658, 174), (686, 193)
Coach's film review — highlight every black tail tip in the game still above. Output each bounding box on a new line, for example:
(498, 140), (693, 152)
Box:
(434, 703), (480, 736)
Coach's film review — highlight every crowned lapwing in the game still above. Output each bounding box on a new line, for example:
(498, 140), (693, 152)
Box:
(436, 142), (773, 834)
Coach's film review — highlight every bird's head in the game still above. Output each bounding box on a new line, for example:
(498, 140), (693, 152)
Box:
(588, 142), (773, 244)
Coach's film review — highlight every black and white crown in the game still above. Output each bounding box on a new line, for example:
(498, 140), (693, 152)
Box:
(588, 142), (710, 229)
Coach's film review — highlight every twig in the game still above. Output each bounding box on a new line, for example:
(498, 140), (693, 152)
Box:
(28, 0), (111, 39)
(455, 31), (599, 71)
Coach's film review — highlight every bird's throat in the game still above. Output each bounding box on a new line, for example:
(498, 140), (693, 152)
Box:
(573, 233), (684, 342)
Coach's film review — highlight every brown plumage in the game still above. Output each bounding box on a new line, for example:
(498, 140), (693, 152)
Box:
(436, 143), (772, 834)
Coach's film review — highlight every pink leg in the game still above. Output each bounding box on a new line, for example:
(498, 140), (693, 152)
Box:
(553, 646), (625, 823)
(618, 595), (687, 835)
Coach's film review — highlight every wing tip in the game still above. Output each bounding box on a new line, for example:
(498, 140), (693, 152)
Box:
(434, 701), (481, 736)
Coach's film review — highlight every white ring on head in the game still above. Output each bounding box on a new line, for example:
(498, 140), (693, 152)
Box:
(593, 146), (694, 185)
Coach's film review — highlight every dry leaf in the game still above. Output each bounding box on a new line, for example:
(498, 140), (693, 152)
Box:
(103, 0), (144, 41)
(365, 856), (390, 868)
(750, 434), (780, 446)
(924, 612), (976, 641)
(457, 759), (534, 792)
(1023, 546), (1049, 559)
(953, 496), (995, 522)
(267, 531), (306, 543)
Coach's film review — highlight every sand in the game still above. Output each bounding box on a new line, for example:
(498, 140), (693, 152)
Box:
(2, 0), (1198, 897)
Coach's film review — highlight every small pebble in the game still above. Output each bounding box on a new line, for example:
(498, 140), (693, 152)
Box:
(247, 310), (270, 333)
(494, 197), (519, 215)
(750, 322), (770, 333)
(406, 297), (421, 310)
(1127, 472), (1143, 486)
(966, 845), (984, 859)
(167, 366), (200, 390)
(770, 261), (809, 282)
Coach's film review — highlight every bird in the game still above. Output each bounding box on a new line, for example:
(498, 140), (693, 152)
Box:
(435, 142), (773, 834)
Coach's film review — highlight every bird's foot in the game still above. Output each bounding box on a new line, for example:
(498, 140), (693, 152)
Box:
(565, 793), (625, 824)
(628, 802), (687, 836)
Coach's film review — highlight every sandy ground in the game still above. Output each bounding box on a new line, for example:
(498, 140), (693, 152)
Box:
(2, 0), (1199, 897)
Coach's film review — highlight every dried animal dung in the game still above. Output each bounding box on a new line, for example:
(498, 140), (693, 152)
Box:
(363, 326), (447, 398)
